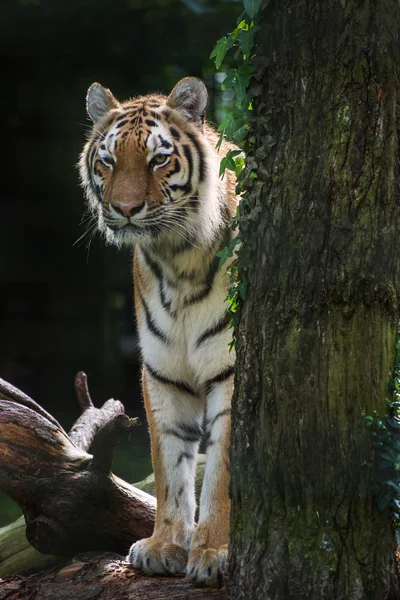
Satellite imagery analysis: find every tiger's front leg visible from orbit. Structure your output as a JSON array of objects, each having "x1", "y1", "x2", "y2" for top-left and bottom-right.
[
  {"x1": 186, "y1": 371, "x2": 233, "y2": 587},
  {"x1": 127, "y1": 365, "x2": 204, "y2": 576}
]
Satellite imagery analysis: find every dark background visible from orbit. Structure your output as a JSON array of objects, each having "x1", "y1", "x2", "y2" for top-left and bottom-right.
[{"x1": 0, "y1": 0, "x2": 240, "y2": 526}]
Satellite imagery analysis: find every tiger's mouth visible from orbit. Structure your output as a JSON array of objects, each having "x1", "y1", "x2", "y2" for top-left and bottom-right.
[{"x1": 105, "y1": 219, "x2": 160, "y2": 245}]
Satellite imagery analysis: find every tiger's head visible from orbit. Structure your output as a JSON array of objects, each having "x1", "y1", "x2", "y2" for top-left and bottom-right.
[{"x1": 79, "y1": 77, "x2": 220, "y2": 248}]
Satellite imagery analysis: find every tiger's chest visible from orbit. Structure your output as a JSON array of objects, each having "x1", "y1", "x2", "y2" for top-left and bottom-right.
[{"x1": 134, "y1": 245, "x2": 233, "y2": 390}]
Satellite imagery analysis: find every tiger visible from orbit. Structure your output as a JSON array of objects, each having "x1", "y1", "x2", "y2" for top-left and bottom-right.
[{"x1": 79, "y1": 77, "x2": 239, "y2": 587}]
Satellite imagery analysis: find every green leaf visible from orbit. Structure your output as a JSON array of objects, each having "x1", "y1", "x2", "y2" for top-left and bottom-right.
[
  {"x1": 243, "y1": 0, "x2": 262, "y2": 19},
  {"x1": 220, "y1": 149, "x2": 243, "y2": 177},
  {"x1": 221, "y1": 69, "x2": 236, "y2": 91},
  {"x1": 233, "y1": 124, "x2": 249, "y2": 144},
  {"x1": 238, "y1": 24, "x2": 260, "y2": 57},
  {"x1": 238, "y1": 281, "x2": 248, "y2": 300},
  {"x1": 216, "y1": 246, "x2": 230, "y2": 266},
  {"x1": 377, "y1": 493, "x2": 390, "y2": 511},
  {"x1": 232, "y1": 64, "x2": 254, "y2": 101},
  {"x1": 218, "y1": 112, "x2": 237, "y2": 140},
  {"x1": 210, "y1": 36, "x2": 235, "y2": 69}
]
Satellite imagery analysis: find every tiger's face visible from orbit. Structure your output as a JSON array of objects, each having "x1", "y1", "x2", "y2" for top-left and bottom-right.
[{"x1": 80, "y1": 78, "x2": 210, "y2": 247}]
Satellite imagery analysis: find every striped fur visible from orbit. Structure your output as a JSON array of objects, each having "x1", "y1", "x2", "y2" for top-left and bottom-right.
[{"x1": 79, "y1": 77, "x2": 239, "y2": 587}]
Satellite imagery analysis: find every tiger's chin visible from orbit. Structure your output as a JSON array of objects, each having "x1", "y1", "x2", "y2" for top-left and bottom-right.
[{"x1": 103, "y1": 223, "x2": 159, "y2": 248}]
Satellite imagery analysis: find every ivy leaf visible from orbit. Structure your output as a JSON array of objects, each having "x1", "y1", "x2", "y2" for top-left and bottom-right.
[
  {"x1": 221, "y1": 69, "x2": 236, "y2": 91},
  {"x1": 233, "y1": 124, "x2": 249, "y2": 144},
  {"x1": 219, "y1": 149, "x2": 242, "y2": 177},
  {"x1": 218, "y1": 112, "x2": 237, "y2": 139},
  {"x1": 238, "y1": 24, "x2": 260, "y2": 57},
  {"x1": 210, "y1": 36, "x2": 234, "y2": 69},
  {"x1": 217, "y1": 237, "x2": 241, "y2": 267},
  {"x1": 232, "y1": 64, "x2": 254, "y2": 101},
  {"x1": 377, "y1": 493, "x2": 391, "y2": 511},
  {"x1": 243, "y1": 0, "x2": 262, "y2": 19},
  {"x1": 238, "y1": 281, "x2": 248, "y2": 300},
  {"x1": 216, "y1": 246, "x2": 231, "y2": 266}
]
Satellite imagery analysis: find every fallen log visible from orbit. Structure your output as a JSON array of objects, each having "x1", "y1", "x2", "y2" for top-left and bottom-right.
[
  {"x1": 0, "y1": 554, "x2": 226, "y2": 600},
  {"x1": 0, "y1": 457, "x2": 206, "y2": 578},
  {"x1": 0, "y1": 374, "x2": 154, "y2": 558},
  {"x1": 0, "y1": 374, "x2": 219, "y2": 599}
]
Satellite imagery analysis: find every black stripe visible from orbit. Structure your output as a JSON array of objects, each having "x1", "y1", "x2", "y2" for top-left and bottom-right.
[
  {"x1": 164, "y1": 186, "x2": 173, "y2": 203},
  {"x1": 164, "y1": 429, "x2": 201, "y2": 443},
  {"x1": 196, "y1": 311, "x2": 231, "y2": 348},
  {"x1": 170, "y1": 126, "x2": 181, "y2": 140},
  {"x1": 115, "y1": 119, "x2": 129, "y2": 129},
  {"x1": 206, "y1": 408, "x2": 231, "y2": 430},
  {"x1": 158, "y1": 134, "x2": 172, "y2": 149},
  {"x1": 159, "y1": 280, "x2": 173, "y2": 314},
  {"x1": 86, "y1": 133, "x2": 101, "y2": 196},
  {"x1": 179, "y1": 422, "x2": 203, "y2": 439},
  {"x1": 95, "y1": 184, "x2": 103, "y2": 201},
  {"x1": 203, "y1": 430, "x2": 214, "y2": 451},
  {"x1": 146, "y1": 119, "x2": 157, "y2": 127},
  {"x1": 190, "y1": 196, "x2": 200, "y2": 211},
  {"x1": 186, "y1": 132, "x2": 206, "y2": 182},
  {"x1": 182, "y1": 143, "x2": 193, "y2": 194},
  {"x1": 165, "y1": 422, "x2": 203, "y2": 443},
  {"x1": 173, "y1": 238, "x2": 195, "y2": 254},
  {"x1": 140, "y1": 250, "x2": 173, "y2": 313},
  {"x1": 205, "y1": 366, "x2": 235, "y2": 393},
  {"x1": 141, "y1": 249, "x2": 163, "y2": 280},
  {"x1": 139, "y1": 291, "x2": 169, "y2": 343},
  {"x1": 184, "y1": 255, "x2": 219, "y2": 306},
  {"x1": 166, "y1": 159, "x2": 181, "y2": 177},
  {"x1": 145, "y1": 362, "x2": 197, "y2": 396},
  {"x1": 176, "y1": 452, "x2": 194, "y2": 466}
]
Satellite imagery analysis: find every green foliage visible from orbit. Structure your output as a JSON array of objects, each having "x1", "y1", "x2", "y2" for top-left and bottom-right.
[
  {"x1": 243, "y1": 0, "x2": 263, "y2": 19},
  {"x1": 365, "y1": 328, "x2": 400, "y2": 524},
  {"x1": 211, "y1": 18, "x2": 259, "y2": 149},
  {"x1": 211, "y1": 2, "x2": 265, "y2": 329},
  {"x1": 210, "y1": 36, "x2": 235, "y2": 69},
  {"x1": 219, "y1": 150, "x2": 244, "y2": 177}
]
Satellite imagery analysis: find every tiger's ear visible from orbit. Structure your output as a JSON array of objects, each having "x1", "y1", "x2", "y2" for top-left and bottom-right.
[
  {"x1": 166, "y1": 77, "x2": 208, "y2": 127},
  {"x1": 86, "y1": 83, "x2": 119, "y2": 122}
]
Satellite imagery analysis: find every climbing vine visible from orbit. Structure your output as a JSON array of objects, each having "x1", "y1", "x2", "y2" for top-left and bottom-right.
[
  {"x1": 364, "y1": 328, "x2": 400, "y2": 526},
  {"x1": 211, "y1": 0, "x2": 267, "y2": 331}
]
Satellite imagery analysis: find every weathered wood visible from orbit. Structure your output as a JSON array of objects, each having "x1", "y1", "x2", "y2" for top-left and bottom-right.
[
  {"x1": 0, "y1": 372, "x2": 208, "y2": 600},
  {"x1": 0, "y1": 457, "x2": 207, "y2": 578},
  {"x1": 0, "y1": 555, "x2": 227, "y2": 600},
  {"x1": 68, "y1": 371, "x2": 128, "y2": 451},
  {"x1": 0, "y1": 378, "x2": 221, "y2": 597},
  {"x1": 0, "y1": 373, "x2": 156, "y2": 560}
]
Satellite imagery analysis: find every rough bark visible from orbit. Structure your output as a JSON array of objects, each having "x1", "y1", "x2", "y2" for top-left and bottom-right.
[{"x1": 229, "y1": 1, "x2": 400, "y2": 599}]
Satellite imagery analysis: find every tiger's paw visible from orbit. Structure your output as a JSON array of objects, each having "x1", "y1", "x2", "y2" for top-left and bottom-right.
[
  {"x1": 127, "y1": 537, "x2": 188, "y2": 576},
  {"x1": 186, "y1": 543, "x2": 227, "y2": 587}
]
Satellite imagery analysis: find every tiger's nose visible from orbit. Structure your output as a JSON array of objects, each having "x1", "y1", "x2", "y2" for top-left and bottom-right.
[{"x1": 112, "y1": 202, "x2": 144, "y2": 217}]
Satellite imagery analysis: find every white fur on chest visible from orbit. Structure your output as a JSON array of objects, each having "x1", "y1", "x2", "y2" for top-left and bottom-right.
[{"x1": 136, "y1": 246, "x2": 234, "y2": 389}]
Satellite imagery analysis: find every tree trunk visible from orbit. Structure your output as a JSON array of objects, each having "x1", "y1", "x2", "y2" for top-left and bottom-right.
[{"x1": 228, "y1": 1, "x2": 400, "y2": 599}]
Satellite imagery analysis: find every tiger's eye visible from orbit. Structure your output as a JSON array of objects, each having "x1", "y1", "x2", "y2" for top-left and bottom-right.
[{"x1": 152, "y1": 154, "x2": 169, "y2": 167}]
